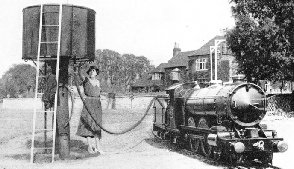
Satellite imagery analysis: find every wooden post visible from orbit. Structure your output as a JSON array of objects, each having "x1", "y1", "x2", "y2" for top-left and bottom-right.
[{"x1": 56, "y1": 58, "x2": 70, "y2": 159}]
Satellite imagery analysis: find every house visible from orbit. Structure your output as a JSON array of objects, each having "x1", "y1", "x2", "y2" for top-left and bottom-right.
[
  {"x1": 187, "y1": 35, "x2": 238, "y2": 86},
  {"x1": 163, "y1": 43, "x2": 197, "y2": 87},
  {"x1": 131, "y1": 63, "x2": 167, "y2": 92},
  {"x1": 131, "y1": 35, "x2": 238, "y2": 92},
  {"x1": 164, "y1": 36, "x2": 238, "y2": 87}
]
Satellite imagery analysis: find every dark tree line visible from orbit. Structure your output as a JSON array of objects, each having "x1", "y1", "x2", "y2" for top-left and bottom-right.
[
  {"x1": 0, "y1": 64, "x2": 36, "y2": 98},
  {"x1": 93, "y1": 49, "x2": 154, "y2": 93},
  {"x1": 0, "y1": 49, "x2": 154, "y2": 98}
]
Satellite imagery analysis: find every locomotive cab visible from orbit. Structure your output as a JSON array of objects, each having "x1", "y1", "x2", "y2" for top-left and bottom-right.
[{"x1": 165, "y1": 83, "x2": 194, "y2": 131}]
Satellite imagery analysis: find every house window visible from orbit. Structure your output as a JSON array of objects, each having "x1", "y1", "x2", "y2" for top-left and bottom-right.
[
  {"x1": 196, "y1": 58, "x2": 207, "y2": 71},
  {"x1": 152, "y1": 73, "x2": 162, "y2": 80},
  {"x1": 170, "y1": 68, "x2": 180, "y2": 81}
]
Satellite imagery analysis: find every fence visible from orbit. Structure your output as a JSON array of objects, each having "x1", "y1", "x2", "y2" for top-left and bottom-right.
[{"x1": 2, "y1": 95, "x2": 155, "y2": 110}]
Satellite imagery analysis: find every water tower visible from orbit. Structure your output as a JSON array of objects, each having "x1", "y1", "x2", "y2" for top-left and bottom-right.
[
  {"x1": 22, "y1": 4, "x2": 96, "y2": 162},
  {"x1": 23, "y1": 4, "x2": 95, "y2": 61}
]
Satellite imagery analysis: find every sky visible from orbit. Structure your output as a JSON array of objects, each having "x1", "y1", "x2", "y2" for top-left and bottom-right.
[{"x1": 0, "y1": 0, "x2": 235, "y2": 78}]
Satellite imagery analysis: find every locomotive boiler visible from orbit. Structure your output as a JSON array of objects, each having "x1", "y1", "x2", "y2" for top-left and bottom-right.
[{"x1": 153, "y1": 81, "x2": 288, "y2": 165}]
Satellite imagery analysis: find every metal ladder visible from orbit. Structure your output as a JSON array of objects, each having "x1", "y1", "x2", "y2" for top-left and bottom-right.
[{"x1": 30, "y1": 4, "x2": 63, "y2": 163}]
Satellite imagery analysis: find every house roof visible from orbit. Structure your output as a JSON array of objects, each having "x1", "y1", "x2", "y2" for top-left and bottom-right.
[
  {"x1": 164, "y1": 35, "x2": 226, "y2": 68},
  {"x1": 150, "y1": 63, "x2": 168, "y2": 73},
  {"x1": 165, "y1": 50, "x2": 198, "y2": 68},
  {"x1": 192, "y1": 35, "x2": 225, "y2": 56}
]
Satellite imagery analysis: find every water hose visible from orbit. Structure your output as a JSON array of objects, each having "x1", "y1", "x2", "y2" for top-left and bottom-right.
[{"x1": 72, "y1": 72, "x2": 156, "y2": 135}]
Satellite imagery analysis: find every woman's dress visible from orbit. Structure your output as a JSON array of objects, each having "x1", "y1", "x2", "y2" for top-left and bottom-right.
[{"x1": 76, "y1": 77, "x2": 102, "y2": 138}]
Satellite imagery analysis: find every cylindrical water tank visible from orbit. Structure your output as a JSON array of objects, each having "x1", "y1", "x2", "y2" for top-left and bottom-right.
[{"x1": 22, "y1": 4, "x2": 95, "y2": 61}]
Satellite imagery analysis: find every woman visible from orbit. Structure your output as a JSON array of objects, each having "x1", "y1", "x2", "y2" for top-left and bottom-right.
[{"x1": 76, "y1": 65, "x2": 103, "y2": 154}]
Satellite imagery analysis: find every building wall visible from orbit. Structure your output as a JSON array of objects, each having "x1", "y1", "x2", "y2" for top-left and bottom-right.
[
  {"x1": 188, "y1": 54, "x2": 211, "y2": 83},
  {"x1": 188, "y1": 54, "x2": 237, "y2": 84}
]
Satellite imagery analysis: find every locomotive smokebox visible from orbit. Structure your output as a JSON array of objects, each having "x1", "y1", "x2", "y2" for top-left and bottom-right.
[{"x1": 22, "y1": 4, "x2": 95, "y2": 61}]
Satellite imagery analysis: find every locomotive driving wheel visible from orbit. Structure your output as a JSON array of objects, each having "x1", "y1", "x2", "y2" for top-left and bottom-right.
[
  {"x1": 228, "y1": 152, "x2": 243, "y2": 165},
  {"x1": 189, "y1": 137, "x2": 200, "y2": 153},
  {"x1": 187, "y1": 116, "x2": 200, "y2": 152},
  {"x1": 212, "y1": 147, "x2": 222, "y2": 161},
  {"x1": 197, "y1": 117, "x2": 212, "y2": 157}
]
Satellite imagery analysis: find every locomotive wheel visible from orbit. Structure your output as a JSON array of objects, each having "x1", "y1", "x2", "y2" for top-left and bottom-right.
[
  {"x1": 228, "y1": 152, "x2": 243, "y2": 165},
  {"x1": 197, "y1": 117, "x2": 212, "y2": 157},
  {"x1": 263, "y1": 153, "x2": 273, "y2": 165},
  {"x1": 160, "y1": 132, "x2": 166, "y2": 140},
  {"x1": 247, "y1": 152, "x2": 273, "y2": 165},
  {"x1": 162, "y1": 132, "x2": 170, "y2": 140},
  {"x1": 212, "y1": 147, "x2": 222, "y2": 161},
  {"x1": 157, "y1": 131, "x2": 162, "y2": 139},
  {"x1": 200, "y1": 139, "x2": 212, "y2": 157},
  {"x1": 189, "y1": 138, "x2": 200, "y2": 153}
]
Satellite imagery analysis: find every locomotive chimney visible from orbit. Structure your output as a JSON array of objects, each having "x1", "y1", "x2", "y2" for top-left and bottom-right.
[{"x1": 232, "y1": 74, "x2": 245, "y2": 84}]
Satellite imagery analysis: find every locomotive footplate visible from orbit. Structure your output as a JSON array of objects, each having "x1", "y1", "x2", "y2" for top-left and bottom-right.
[
  {"x1": 187, "y1": 134, "x2": 204, "y2": 140},
  {"x1": 179, "y1": 125, "x2": 215, "y2": 134},
  {"x1": 165, "y1": 127, "x2": 180, "y2": 133}
]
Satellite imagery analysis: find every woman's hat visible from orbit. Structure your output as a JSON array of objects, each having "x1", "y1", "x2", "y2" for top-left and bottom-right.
[{"x1": 86, "y1": 66, "x2": 100, "y2": 75}]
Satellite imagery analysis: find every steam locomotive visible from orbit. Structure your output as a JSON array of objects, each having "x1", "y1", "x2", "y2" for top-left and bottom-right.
[{"x1": 152, "y1": 78, "x2": 288, "y2": 165}]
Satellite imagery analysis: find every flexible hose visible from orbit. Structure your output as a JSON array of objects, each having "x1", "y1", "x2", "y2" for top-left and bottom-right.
[{"x1": 73, "y1": 73, "x2": 156, "y2": 135}]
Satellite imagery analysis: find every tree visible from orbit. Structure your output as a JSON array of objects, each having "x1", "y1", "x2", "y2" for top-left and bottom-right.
[
  {"x1": 225, "y1": 0, "x2": 294, "y2": 82},
  {"x1": 0, "y1": 64, "x2": 36, "y2": 98},
  {"x1": 94, "y1": 49, "x2": 155, "y2": 93}
]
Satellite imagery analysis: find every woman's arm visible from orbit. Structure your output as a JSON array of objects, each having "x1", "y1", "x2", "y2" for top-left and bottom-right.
[
  {"x1": 97, "y1": 80, "x2": 107, "y2": 96},
  {"x1": 78, "y1": 66, "x2": 86, "y2": 82}
]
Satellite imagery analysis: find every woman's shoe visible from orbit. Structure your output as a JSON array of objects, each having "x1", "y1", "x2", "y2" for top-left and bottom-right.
[
  {"x1": 94, "y1": 148, "x2": 104, "y2": 154},
  {"x1": 88, "y1": 146, "x2": 95, "y2": 154}
]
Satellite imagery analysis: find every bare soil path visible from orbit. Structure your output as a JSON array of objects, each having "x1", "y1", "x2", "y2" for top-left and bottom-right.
[{"x1": 0, "y1": 104, "x2": 293, "y2": 169}]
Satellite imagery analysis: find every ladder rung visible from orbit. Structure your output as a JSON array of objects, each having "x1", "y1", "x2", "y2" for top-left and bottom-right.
[
  {"x1": 33, "y1": 147, "x2": 53, "y2": 150},
  {"x1": 40, "y1": 41, "x2": 58, "y2": 44},
  {"x1": 42, "y1": 25, "x2": 59, "y2": 27},
  {"x1": 42, "y1": 11, "x2": 59, "y2": 14},
  {"x1": 38, "y1": 58, "x2": 58, "y2": 61},
  {"x1": 31, "y1": 4, "x2": 62, "y2": 164},
  {"x1": 36, "y1": 110, "x2": 55, "y2": 113},
  {"x1": 35, "y1": 129, "x2": 53, "y2": 131}
]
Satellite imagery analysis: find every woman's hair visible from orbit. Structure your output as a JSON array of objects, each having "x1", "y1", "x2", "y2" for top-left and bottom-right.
[{"x1": 86, "y1": 66, "x2": 99, "y2": 75}]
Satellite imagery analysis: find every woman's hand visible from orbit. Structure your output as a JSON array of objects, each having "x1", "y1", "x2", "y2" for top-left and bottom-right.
[
  {"x1": 69, "y1": 86, "x2": 75, "y2": 94},
  {"x1": 65, "y1": 85, "x2": 75, "y2": 95}
]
